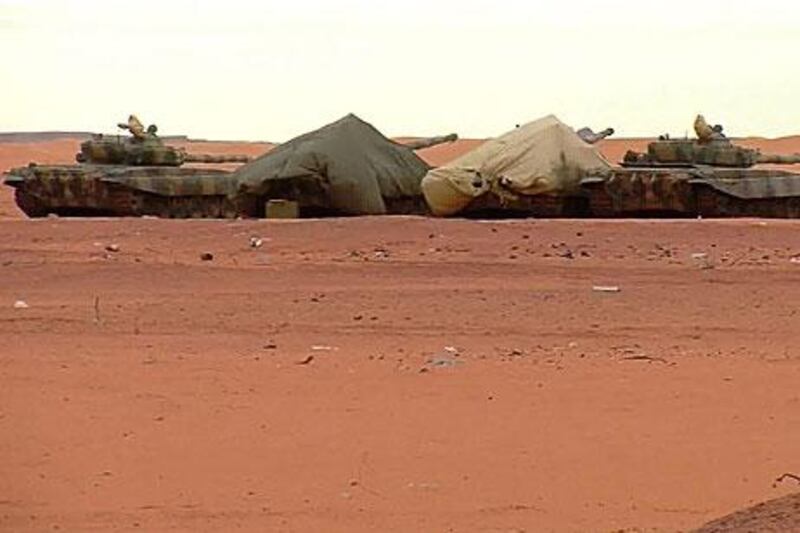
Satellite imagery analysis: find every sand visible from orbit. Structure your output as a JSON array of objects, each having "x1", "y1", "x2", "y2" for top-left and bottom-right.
[
  {"x1": 2, "y1": 135, "x2": 800, "y2": 531},
  {"x1": 1, "y1": 215, "x2": 800, "y2": 531}
]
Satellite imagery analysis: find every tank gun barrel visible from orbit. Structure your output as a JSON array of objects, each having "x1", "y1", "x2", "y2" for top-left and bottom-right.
[
  {"x1": 402, "y1": 133, "x2": 458, "y2": 151},
  {"x1": 577, "y1": 127, "x2": 615, "y2": 145},
  {"x1": 182, "y1": 153, "x2": 252, "y2": 164},
  {"x1": 755, "y1": 153, "x2": 800, "y2": 165}
]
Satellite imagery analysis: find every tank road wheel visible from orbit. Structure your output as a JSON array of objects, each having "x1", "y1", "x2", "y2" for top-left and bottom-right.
[{"x1": 14, "y1": 189, "x2": 49, "y2": 218}]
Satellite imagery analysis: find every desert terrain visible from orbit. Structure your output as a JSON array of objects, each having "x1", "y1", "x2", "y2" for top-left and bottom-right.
[{"x1": 1, "y1": 135, "x2": 800, "y2": 532}]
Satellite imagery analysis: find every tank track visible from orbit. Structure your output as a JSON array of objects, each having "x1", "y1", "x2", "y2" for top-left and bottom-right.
[
  {"x1": 137, "y1": 192, "x2": 242, "y2": 218},
  {"x1": 583, "y1": 174, "x2": 800, "y2": 218}
]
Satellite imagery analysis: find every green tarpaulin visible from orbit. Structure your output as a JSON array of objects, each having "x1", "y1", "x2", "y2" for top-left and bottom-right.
[{"x1": 234, "y1": 114, "x2": 430, "y2": 215}]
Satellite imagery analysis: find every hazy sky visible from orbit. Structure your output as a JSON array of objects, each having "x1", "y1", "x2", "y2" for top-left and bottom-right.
[{"x1": 1, "y1": 0, "x2": 798, "y2": 140}]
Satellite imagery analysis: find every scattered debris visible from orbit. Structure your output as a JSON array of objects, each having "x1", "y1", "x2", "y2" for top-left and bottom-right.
[
  {"x1": 200, "y1": 252, "x2": 214, "y2": 261},
  {"x1": 423, "y1": 355, "x2": 463, "y2": 370},
  {"x1": 790, "y1": 256, "x2": 800, "y2": 264},
  {"x1": 310, "y1": 345, "x2": 336, "y2": 351},
  {"x1": 691, "y1": 252, "x2": 715, "y2": 270},
  {"x1": 621, "y1": 355, "x2": 668, "y2": 364},
  {"x1": 431, "y1": 357, "x2": 457, "y2": 366},
  {"x1": 249, "y1": 237, "x2": 263, "y2": 248},
  {"x1": 654, "y1": 244, "x2": 673, "y2": 258},
  {"x1": 592, "y1": 285, "x2": 621, "y2": 293},
  {"x1": 105, "y1": 244, "x2": 120, "y2": 253},
  {"x1": 13, "y1": 300, "x2": 29, "y2": 309},
  {"x1": 296, "y1": 355, "x2": 314, "y2": 365}
]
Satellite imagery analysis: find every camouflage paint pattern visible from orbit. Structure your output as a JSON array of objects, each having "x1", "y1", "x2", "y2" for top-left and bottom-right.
[
  {"x1": 78, "y1": 135, "x2": 251, "y2": 166},
  {"x1": 623, "y1": 138, "x2": 800, "y2": 168},
  {"x1": 582, "y1": 167, "x2": 800, "y2": 218},
  {"x1": 5, "y1": 164, "x2": 242, "y2": 218}
]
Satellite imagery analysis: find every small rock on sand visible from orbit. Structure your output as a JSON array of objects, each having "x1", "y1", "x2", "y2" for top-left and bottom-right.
[{"x1": 592, "y1": 286, "x2": 621, "y2": 293}]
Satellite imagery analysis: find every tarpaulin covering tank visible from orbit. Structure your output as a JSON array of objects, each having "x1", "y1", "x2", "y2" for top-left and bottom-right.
[
  {"x1": 421, "y1": 115, "x2": 611, "y2": 216},
  {"x1": 233, "y1": 114, "x2": 431, "y2": 215}
]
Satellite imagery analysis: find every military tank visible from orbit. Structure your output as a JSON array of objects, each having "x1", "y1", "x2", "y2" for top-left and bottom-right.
[
  {"x1": 581, "y1": 115, "x2": 800, "y2": 217},
  {"x1": 4, "y1": 116, "x2": 252, "y2": 218}
]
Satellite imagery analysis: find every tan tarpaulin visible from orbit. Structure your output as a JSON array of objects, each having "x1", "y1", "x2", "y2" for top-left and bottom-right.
[{"x1": 422, "y1": 115, "x2": 611, "y2": 216}]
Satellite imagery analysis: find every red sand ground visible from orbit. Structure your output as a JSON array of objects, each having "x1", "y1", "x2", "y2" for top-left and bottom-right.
[
  {"x1": 2, "y1": 216, "x2": 800, "y2": 532},
  {"x1": 2, "y1": 137, "x2": 800, "y2": 532}
]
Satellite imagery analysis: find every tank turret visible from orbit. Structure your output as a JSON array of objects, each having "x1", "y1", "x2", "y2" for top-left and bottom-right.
[
  {"x1": 622, "y1": 137, "x2": 800, "y2": 168},
  {"x1": 622, "y1": 116, "x2": 800, "y2": 168},
  {"x1": 77, "y1": 116, "x2": 251, "y2": 166}
]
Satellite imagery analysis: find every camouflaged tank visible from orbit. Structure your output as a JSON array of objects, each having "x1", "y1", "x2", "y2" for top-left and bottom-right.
[
  {"x1": 581, "y1": 116, "x2": 800, "y2": 218},
  {"x1": 3, "y1": 117, "x2": 252, "y2": 218}
]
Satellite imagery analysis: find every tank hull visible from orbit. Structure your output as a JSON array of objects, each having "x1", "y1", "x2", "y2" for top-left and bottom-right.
[
  {"x1": 5, "y1": 164, "x2": 243, "y2": 218},
  {"x1": 582, "y1": 168, "x2": 800, "y2": 218}
]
